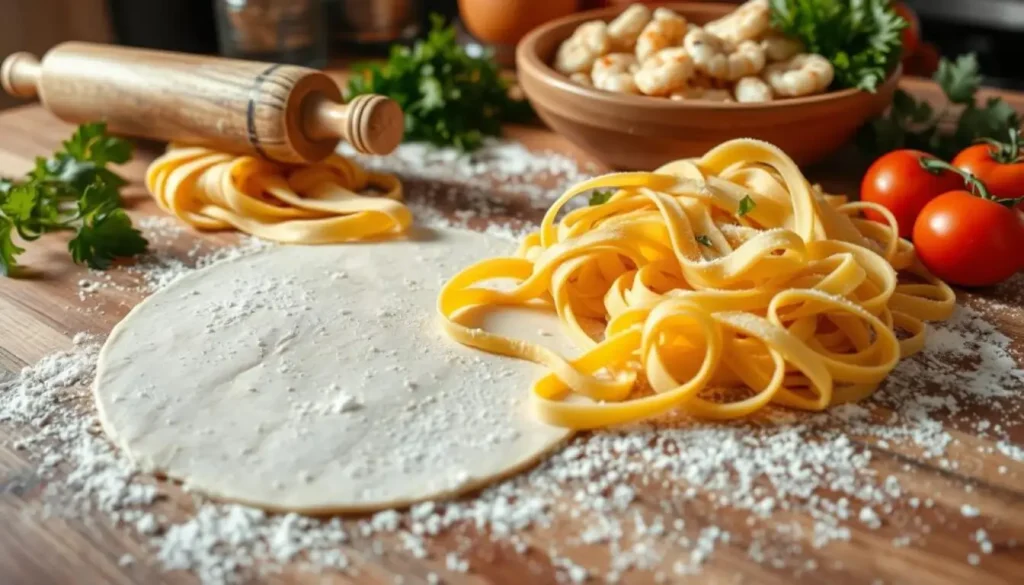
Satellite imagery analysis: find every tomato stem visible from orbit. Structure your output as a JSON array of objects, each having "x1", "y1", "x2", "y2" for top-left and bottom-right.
[
  {"x1": 919, "y1": 155, "x2": 1024, "y2": 208},
  {"x1": 920, "y1": 156, "x2": 990, "y2": 196},
  {"x1": 979, "y1": 127, "x2": 1023, "y2": 165},
  {"x1": 995, "y1": 197, "x2": 1024, "y2": 206}
]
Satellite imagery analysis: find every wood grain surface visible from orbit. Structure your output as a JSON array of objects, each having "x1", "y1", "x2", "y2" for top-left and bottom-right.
[{"x1": 2, "y1": 77, "x2": 1024, "y2": 585}]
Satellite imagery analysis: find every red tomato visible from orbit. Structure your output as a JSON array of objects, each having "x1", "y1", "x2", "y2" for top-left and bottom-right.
[
  {"x1": 952, "y1": 131, "x2": 1024, "y2": 204},
  {"x1": 860, "y1": 150, "x2": 964, "y2": 238},
  {"x1": 893, "y1": 2, "x2": 921, "y2": 58},
  {"x1": 913, "y1": 191, "x2": 1024, "y2": 287}
]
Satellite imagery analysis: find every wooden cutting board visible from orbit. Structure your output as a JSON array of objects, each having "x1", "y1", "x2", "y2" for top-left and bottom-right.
[{"x1": 2, "y1": 77, "x2": 1024, "y2": 585}]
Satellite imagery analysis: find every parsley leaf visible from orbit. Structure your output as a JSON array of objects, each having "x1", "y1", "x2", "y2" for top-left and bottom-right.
[
  {"x1": 891, "y1": 89, "x2": 934, "y2": 124},
  {"x1": 696, "y1": 235, "x2": 713, "y2": 247},
  {"x1": 857, "y1": 54, "x2": 1021, "y2": 160},
  {"x1": 0, "y1": 216, "x2": 24, "y2": 275},
  {"x1": 69, "y1": 207, "x2": 147, "y2": 270},
  {"x1": 738, "y1": 195, "x2": 757, "y2": 217},
  {"x1": 346, "y1": 14, "x2": 533, "y2": 151},
  {"x1": 955, "y1": 98, "x2": 1020, "y2": 149},
  {"x1": 770, "y1": 0, "x2": 905, "y2": 93},
  {"x1": 0, "y1": 183, "x2": 36, "y2": 223},
  {"x1": 77, "y1": 177, "x2": 122, "y2": 217},
  {"x1": 589, "y1": 190, "x2": 614, "y2": 206},
  {"x1": 62, "y1": 122, "x2": 133, "y2": 167},
  {"x1": 0, "y1": 123, "x2": 146, "y2": 275},
  {"x1": 935, "y1": 54, "x2": 981, "y2": 105}
]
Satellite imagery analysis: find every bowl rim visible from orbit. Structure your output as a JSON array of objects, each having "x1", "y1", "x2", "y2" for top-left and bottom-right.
[{"x1": 516, "y1": 1, "x2": 902, "y2": 112}]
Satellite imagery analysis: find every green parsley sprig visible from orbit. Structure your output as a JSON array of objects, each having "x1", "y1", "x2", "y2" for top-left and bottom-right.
[
  {"x1": 770, "y1": 0, "x2": 905, "y2": 93},
  {"x1": 737, "y1": 195, "x2": 756, "y2": 217},
  {"x1": 589, "y1": 189, "x2": 614, "y2": 206},
  {"x1": 857, "y1": 54, "x2": 1022, "y2": 159},
  {"x1": 0, "y1": 122, "x2": 147, "y2": 275},
  {"x1": 346, "y1": 15, "x2": 532, "y2": 152}
]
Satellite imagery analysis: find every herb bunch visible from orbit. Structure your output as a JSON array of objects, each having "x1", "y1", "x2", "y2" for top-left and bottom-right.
[
  {"x1": 770, "y1": 0, "x2": 906, "y2": 92},
  {"x1": 346, "y1": 15, "x2": 533, "y2": 151},
  {"x1": 0, "y1": 122, "x2": 147, "y2": 275},
  {"x1": 858, "y1": 54, "x2": 1021, "y2": 159}
]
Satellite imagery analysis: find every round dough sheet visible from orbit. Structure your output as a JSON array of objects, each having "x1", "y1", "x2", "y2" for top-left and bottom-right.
[{"x1": 94, "y1": 228, "x2": 575, "y2": 513}]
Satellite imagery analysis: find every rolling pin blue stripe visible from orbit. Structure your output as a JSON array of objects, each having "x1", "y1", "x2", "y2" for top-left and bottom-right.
[{"x1": 247, "y1": 63, "x2": 283, "y2": 159}]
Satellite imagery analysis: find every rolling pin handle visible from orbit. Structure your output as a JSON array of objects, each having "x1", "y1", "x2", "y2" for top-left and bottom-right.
[
  {"x1": 303, "y1": 94, "x2": 404, "y2": 156},
  {"x1": 1, "y1": 52, "x2": 42, "y2": 99}
]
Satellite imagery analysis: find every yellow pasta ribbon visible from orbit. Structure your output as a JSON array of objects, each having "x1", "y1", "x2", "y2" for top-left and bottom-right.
[
  {"x1": 145, "y1": 146, "x2": 411, "y2": 243},
  {"x1": 437, "y1": 138, "x2": 956, "y2": 429}
]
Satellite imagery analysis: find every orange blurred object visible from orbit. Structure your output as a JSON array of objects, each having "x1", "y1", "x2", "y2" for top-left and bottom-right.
[
  {"x1": 458, "y1": 0, "x2": 580, "y2": 46},
  {"x1": 893, "y1": 2, "x2": 921, "y2": 58}
]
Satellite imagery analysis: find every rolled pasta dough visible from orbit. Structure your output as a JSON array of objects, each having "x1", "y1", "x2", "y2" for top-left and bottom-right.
[{"x1": 94, "y1": 228, "x2": 574, "y2": 513}]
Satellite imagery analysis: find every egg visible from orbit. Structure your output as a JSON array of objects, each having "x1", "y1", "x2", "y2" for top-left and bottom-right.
[{"x1": 458, "y1": 0, "x2": 580, "y2": 46}]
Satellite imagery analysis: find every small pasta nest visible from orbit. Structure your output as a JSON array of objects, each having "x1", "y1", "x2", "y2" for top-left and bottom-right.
[{"x1": 552, "y1": 1, "x2": 834, "y2": 104}]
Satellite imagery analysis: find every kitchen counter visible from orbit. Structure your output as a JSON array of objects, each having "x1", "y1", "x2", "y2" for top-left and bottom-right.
[{"x1": 1, "y1": 76, "x2": 1023, "y2": 585}]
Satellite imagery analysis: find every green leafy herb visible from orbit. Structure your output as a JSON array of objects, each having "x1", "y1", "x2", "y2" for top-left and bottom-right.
[
  {"x1": 0, "y1": 122, "x2": 147, "y2": 275},
  {"x1": 0, "y1": 217, "x2": 23, "y2": 276},
  {"x1": 934, "y1": 54, "x2": 982, "y2": 105},
  {"x1": 589, "y1": 189, "x2": 614, "y2": 206},
  {"x1": 346, "y1": 15, "x2": 533, "y2": 151},
  {"x1": 62, "y1": 122, "x2": 133, "y2": 166},
  {"x1": 696, "y1": 235, "x2": 713, "y2": 247},
  {"x1": 737, "y1": 195, "x2": 757, "y2": 217},
  {"x1": 857, "y1": 54, "x2": 1022, "y2": 160},
  {"x1": 770, "y1": 0, "x2": 905, "y2": 92},
  {"x1": 0, "y1": 184, "x2": 36, "y2": 224}
]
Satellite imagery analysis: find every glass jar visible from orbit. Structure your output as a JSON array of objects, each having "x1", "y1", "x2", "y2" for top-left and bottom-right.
[
  {"x1": 329, "y1": 0, "x2": 423, "y2": 47},
  {"x1": 215, "y1": 0, "x2": 328, "y2": 68}
]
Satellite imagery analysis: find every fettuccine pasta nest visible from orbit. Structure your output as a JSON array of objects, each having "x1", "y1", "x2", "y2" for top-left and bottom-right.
[
  {"x1": 146, "y1": 146, "x2": 411, "y2": 243},
  {"x1": 438, "y1": 138, "x2": 956, "y2": 429}
]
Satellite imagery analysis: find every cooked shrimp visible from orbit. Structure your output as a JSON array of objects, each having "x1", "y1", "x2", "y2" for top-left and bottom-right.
[
  {"x1": 592, "y1": 53, "x2": 640, "y2": 94},
  {"x1": 705, "y1": 0, "x2": 771, "y2": 43},
  {"x1": 592, "y1": 53, "x2": 638, "y2": 79},
  {"x1": 634, "y1": 47, "x2": 695, "y2": 96},
  {"x1": 554, "y1": 20, "x2": 611, "y2": 74},
  {"x1": 760, "y1": 34, "x2": 804, "y2": 62},
  {"x1": 635, "y1": 8, "x2": 688, "y2": 63},
  {"x1": 734, "y1": 76, "x2": 774, "y2": 102},
  {"x1": 607, "y1": 3, "x2": 651, "y2": 51},
  {"x1": 763, "y1": 53, "x2": 834, "y2": 97},
  {"x1": 652, "y1": 8, "x2": 688, "y2": 40},
  {"x1": 684, "y1": 28, "x2": 766, "y2": 81},
  {"x1": 595, "y1": 73, "x2": 639, "y2": 94},
  {"x1": 730, "y1": 41, "x2": 768, "y2": 79}
]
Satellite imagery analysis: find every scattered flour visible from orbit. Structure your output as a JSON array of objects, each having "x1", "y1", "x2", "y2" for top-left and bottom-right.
[
  {"x1": 339, "y1": 139, "x2": 599, "y2": 241},
  {"x1": 2, "y1": 140, "x2": 1023, "y2": 584}
]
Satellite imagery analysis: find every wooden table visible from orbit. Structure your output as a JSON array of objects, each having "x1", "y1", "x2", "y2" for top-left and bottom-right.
[{"x1": 1, "y1": 77, "x2": 1024, "y2": 585}]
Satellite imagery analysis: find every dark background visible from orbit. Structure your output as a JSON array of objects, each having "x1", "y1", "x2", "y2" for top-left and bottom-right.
[
  {"x1": 108, "y1": 0, "x2": 460, "y2": 56},
  {"x1": 905, "y1": 0, "x2": 1024, "y2": 90}
]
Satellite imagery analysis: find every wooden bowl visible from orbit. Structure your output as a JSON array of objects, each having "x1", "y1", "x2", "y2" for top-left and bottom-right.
[{"x1": 516, "y1": 2, "x2": 901, "y2": 169}]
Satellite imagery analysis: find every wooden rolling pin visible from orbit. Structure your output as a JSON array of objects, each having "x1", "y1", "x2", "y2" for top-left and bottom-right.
[{"x1": 0, "y1": 42, "x2": 404, "y2": 164}]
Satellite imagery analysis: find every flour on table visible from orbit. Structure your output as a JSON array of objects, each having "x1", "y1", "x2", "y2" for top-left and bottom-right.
[
  {"x1": 3, "y1": 143, "x2": 1024, "y2": 585},
  {"x1": 339, "y1": 138, "x2": 599, "y2": 241},
  {"x1": 93, "y1": 228, "x2": 574, "y2": 512}
]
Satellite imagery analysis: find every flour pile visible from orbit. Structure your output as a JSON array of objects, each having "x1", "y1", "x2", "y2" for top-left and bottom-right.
[{"x1": 2, "y1": 140, "x2": 1023, "y2": 585}]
